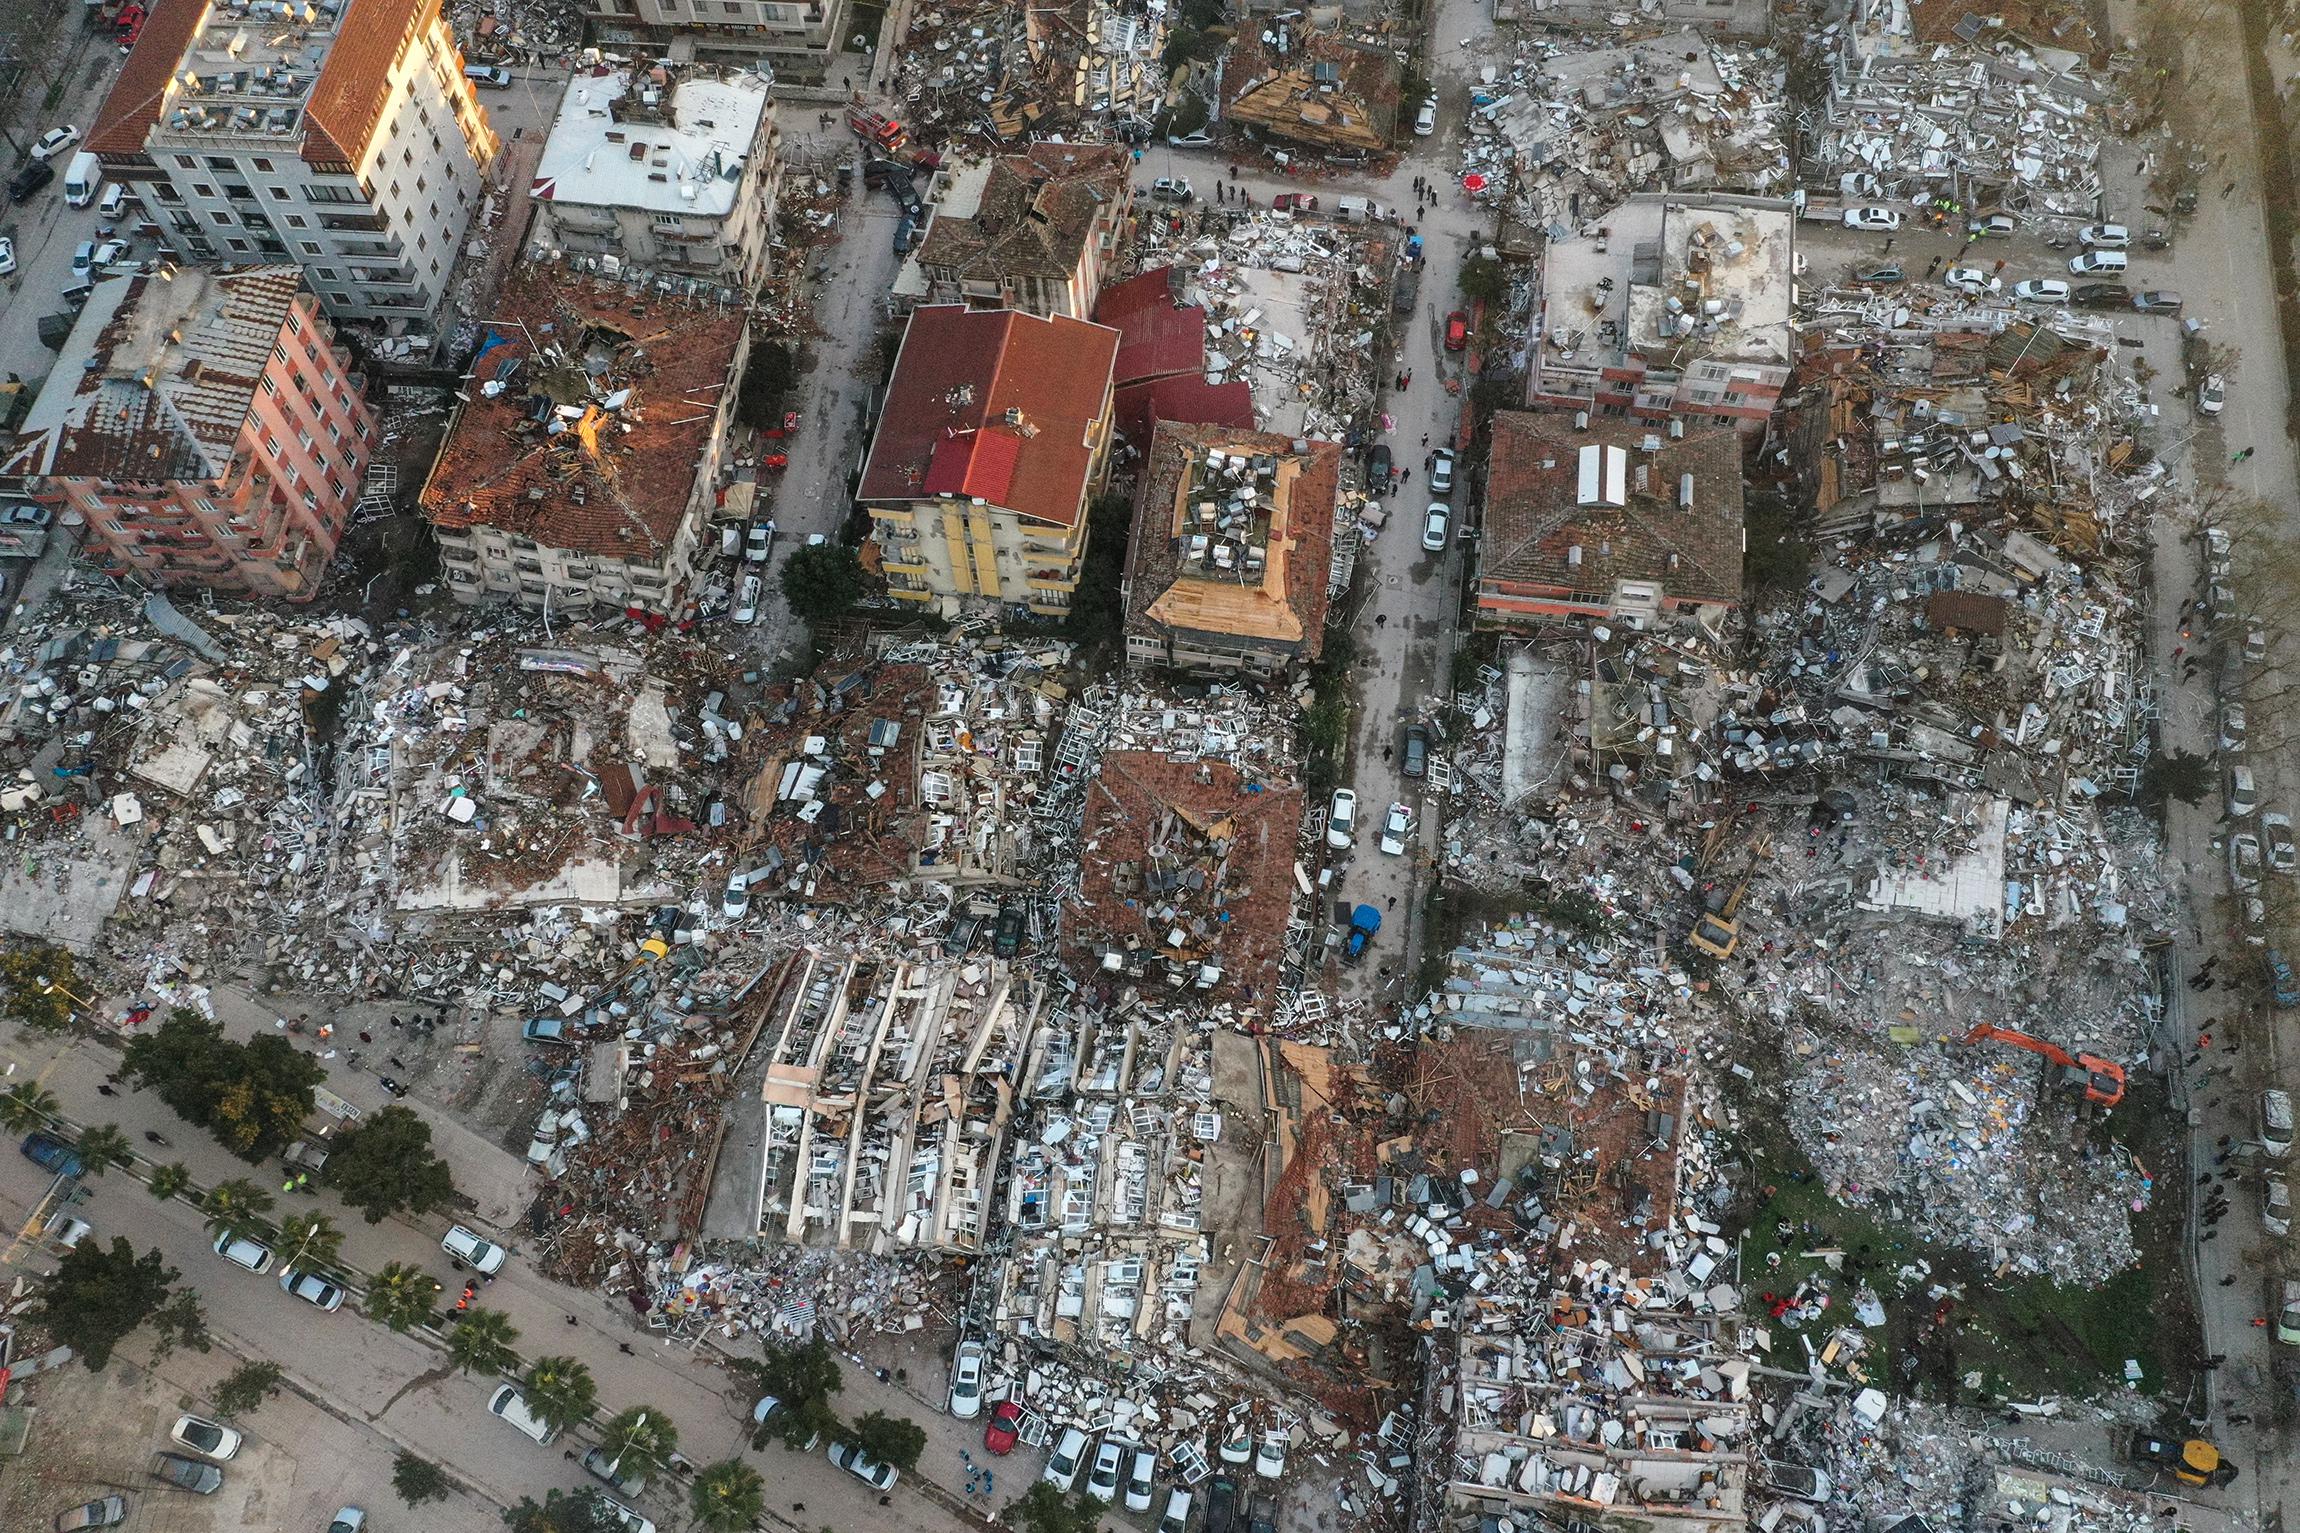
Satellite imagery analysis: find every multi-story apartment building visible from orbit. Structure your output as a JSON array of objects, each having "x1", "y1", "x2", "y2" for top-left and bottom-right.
[
  {"x1": 86, "y1": 0, "x2": 501, "y2": 328},
  {"x1": 4, "y1": 267, "x2": 377, "y2": 602},
  {"x1": 1526, "y1": 193, "x2": 1793, "y2": 438},
  {"x1": 904, "y1": 145, "x2": 1131, "y2": 319},
  {"x1": 859, "y1": 306, "x2": 1120, "y2": 616},
  {"x1": 582, "y1": 0, "x2": 847, "y2": 74},
  {"x1": 529, "y1": 61, "x2": 781, "y2": 290},
  {"x1": 420, "y1": 267, "x2": 749, "y2": 616}
]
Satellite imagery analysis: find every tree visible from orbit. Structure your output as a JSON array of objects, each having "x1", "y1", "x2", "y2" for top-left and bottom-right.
[
  {"x1": 1742, "y1": 491, "x2": 1813, "y2": 596},
  {"x1": 502, "y1": 1489, "x2": 620, "y2": 1533},
  {"x1": 736, "y1": 342, "x2": 797, "y2": 429},
  {"x1": 366, "y1": 1261, "x2": 442, "y2": 1332},
  {"x1": 780, "y1": 540, "x2": 864, "y2": 624},
  {"x1": 520, "y1": 1355, "x2": 598, "y2": 1434},
  {"x1": 599, "y1": 1406, "x2": 680, "y2": 1479},
  {"x1": 844, "y1": 1409, "x2": 927, "y2": 1472},
  {"x1": 1061, "y1": 491, "x2": 1134, "y2": 656},
  {"x1": 446, "y1": 1307, "x2": 521, "y2": 1376},
  {"x1": 322, "y1": 1105, "x2": 456, "y2": 1224},
  {"x1": 201, "y1": 1178, "x2": 276, "y2": 1244},
  {"x1": 123, "y1": 1011, "x2": 323, "y2": 1161},
  {"x1": 33, "y1": 1237, "x2": 185, "y2": 1369},
  {"x1": 393, "y1": 1452, "x2": 452, "y2": 1507},
  {"x1": 735, "y1": 1337, "x2": 844, "y2": 1450},
  {"x1": 71, "y1": 1123, "x2": 132, "y2": 1177},
  {"x1": 1458, "y1": 255, "x2": 1509, "y2": 309},
  {"x1": 147, "y1": 1162, "x2": 194, "y2": 1201},
  {"x1": 214, "y1": 1360, "x2": 284, "y2": 1415},
  {"x1": 0, "y1": 944, "x2": 82, "y2": 1032},
  {"x1": 149, "y1": 1289, "x2": 212, "y2": 1363},
  {"x1": 689, "y1": 1460, "x2": 766, "y2": 1533},
  {"x1": 1008, "y1": 1483, "x2": 1106, "y2": 1533},
  {"x1": 278, "y1": 1211, "x2": 344, "y2": 1271},
  {"x1": 0, "y1": 1081, "x2": 57, "y2": 1131}
]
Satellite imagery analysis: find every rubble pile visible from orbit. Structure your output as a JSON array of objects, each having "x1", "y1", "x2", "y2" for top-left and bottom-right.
[{"x1": 890, "y1": 0, "x2": 1165, "y2": 151}]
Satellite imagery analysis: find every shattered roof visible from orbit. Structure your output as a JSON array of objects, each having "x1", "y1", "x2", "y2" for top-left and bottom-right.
[
  {"x1": 916, "y1": 143, "x2": 1129, "y2": 285},
  {"x1": 302, "y1": 0, "x2": 436, "y2": 165},
  {"x1": 1481, "y1": 412, "x2": 1745, "y2": 610},
  {"x1": 1114, "y1": 375, "x2": 1257, "y2": 445},
  {"x1": 1124, "y1": 422, "x2": 1337, "y2": 661},
  {"x1": 857, "y1": 306, "x2": 1119, "y2": 530},
  {"x1": 417, "y1": 269, "x2": 747, "y2": 558},
  {"x1": 8, "y1": 266, "x2": 303, "y2": 483},
  {"x1": 88, "y1": 0, "x2": 209, "y2": 155},
  {"x1": 1222, "y1": 32, "x2": 1399, "y2": 151}
]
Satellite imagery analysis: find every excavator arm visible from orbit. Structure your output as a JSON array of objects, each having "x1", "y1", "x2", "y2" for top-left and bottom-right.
[{"x1": 1961, "y1": 1023, "x2": 2125, "y2": 1107}]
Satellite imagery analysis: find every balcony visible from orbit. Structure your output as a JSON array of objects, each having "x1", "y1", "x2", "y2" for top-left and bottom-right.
[
  {"x1": 1025, "y1": 570, "x2": 1079, "y2": 592},
  {"x1": 334, "y1": 238, "x2": 397, "y2": 259},
  {"x1": 886, "y1": 581, "x2": 936, "y2": 602},
  {"x1": 320, "y1": 210, "x2": 388, "y2": 233},
  {"x1": 348, "y1": 266, "x2": 417, "y2": 287}
]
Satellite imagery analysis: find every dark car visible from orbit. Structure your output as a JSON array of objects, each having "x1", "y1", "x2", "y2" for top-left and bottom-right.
[
  {"x1": 581, "y1": 1446, "x2": 648, "y2": 1497},
  {"x1": 2270, "y1": 949, "x2": 2299, "y2": 1008},
  {"x1": 942, "y1": 911, "x2": 982, "y2": 957},
  {"x1": 54, "y1": 1497, "x2": 128, "y2": 1532},
  {"x1": 1367, "y1": 443, "x2": 1393, "y2": 485},
  {"x1": 2133, "y1": 290, "x2": 2184, "y2": 314},
  {"x1": 992, "y1": 903, "x2": 1025, "y2": 958},
  {"x1": 8, "y1": 160, "x2": 55, "y2": 202},
  {"x1": 150, "y1": 1452, "x2": 224, "y2": 1494},
  {"x1": 1849, "y1": 265, "x2": 1904, "y2": 285},
  {"x1": 21, "y1": 1130, "x2": 83, "y2": 1177},
  {"x1": 2072, "y1": 282, "x2": 2131, "y2": 309},
  {"x1": 1205, "y1": 1477, "x2": 1240, "y2": 1533},
  {"x1": 1247, "y1": 1502, "x2": 1277, "y2": 1533},
  {"x1": 1401, "y1": 724, "x2": 1429, "y2": 779}
]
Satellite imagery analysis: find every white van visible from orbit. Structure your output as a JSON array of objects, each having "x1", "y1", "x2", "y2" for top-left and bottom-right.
[
  {"x1": 488, "y1": 1384, "x2": 559, "y2": 1444},
  {"x1": 63, "y1": 151, "x2": 101, "y2": 209},
  {"x1": 98, "y1": 182, "x2": 129, "y2": 221},
  {"x1": 2265, "y1": 1088, "x2": 2294, "y2": 1158},
  {"x1": 2067, "y1": 249, "x2": 2127, "y2": 276}
]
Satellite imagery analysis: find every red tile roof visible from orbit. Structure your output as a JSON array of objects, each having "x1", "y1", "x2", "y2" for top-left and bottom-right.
[
  {"x1": 1095, "y1": 266, "x2": 1210, "y2": 386},
  {"x1": 923, "y1": 426, "x2": 1021, "y2": 502},
  {"x1": 858, "y1": 306, "x2": 1118, "y2": 531},
  {"x1": 1116, "y1": 375, "x2": 1256, "y2": 444},
  {"x1": 303, "y1": 0, "x2": 435, "y2": 164},
  {"x1": 88, "y1": 0, "x2": 209, "y2": 156}
]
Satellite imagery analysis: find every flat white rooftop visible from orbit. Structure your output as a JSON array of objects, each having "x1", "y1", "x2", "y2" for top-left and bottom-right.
[{"x1": 532, "y1": 63, "x2": 770, "y2": 218}]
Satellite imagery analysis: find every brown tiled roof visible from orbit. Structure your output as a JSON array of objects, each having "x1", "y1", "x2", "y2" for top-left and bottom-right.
[
  {"x1": 1223, "y1": 33, "x2": 1398, "y2": 152},
  {"x1": 916, "y1": 144, "x2": 1128, "y2": 286},
  {"x1": 1123, "y1": 422, "x2": 1336, "y2": 666},
  {"x1": 1925, "y1": 590, "x2": 2010, "y2": 635},
  {"x1": 88, "y1": 0, "x2": 210, "y2": 156},
  {"x1": 303, "y1": 0, "x2": 436, "y2": 164},
  {"x1": 418, "y1": 269, "x2": 746, "y2": 558},
  {"x1": 857, "y1": 306, "x2": 1118, "y2": 531},
  {"x1": 1481, "y1": 411, "x2": 1745, "y2": 610}
]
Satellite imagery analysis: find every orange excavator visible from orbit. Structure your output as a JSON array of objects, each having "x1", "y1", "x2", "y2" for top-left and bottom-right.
[{"x1": 1962, "y1": 1024, "x2": 2126, "y2": 1107}]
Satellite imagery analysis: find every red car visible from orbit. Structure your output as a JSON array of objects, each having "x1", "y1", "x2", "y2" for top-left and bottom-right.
[
  {"x1": 983, "y1": 1400, "x2": 1022, "y2": 1456},
  {"x1": 1272, "y1": 193, "x2": 1319, "y2": 214},
  {"x1": 1444, "y1": 310, "x2": 1469, "y2": 351},
  {"x1": 761, "y1": 452, "x2": 788, "y2": 470}
]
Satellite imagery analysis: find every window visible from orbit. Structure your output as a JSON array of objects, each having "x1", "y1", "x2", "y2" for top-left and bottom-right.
[
  {"x1": 174, "y1": 154, "x2": 197, "y2": 168},
  {"x1": 652, "y1": 212, "x2": 681, "y2": 226},
  {"x1": 210, "y1": 210, "x2": 234, "y2": 225},
  {"x1": 191, "y1": 182, "x2": 214, "y2": 197},
  {"x1": 205, "y1": 155, "x2": 233, "y2": 170},
  {"x1": 264, "y1": 433, "x2": 281, "y2": 454},
  {"x1": 195, "y1": 498, "x2": 218, "y2": 514},
  {"x1": 285, "y1": 214, "x2": 306, "y2": 228},
  {"x1": 415, "y1": 175, "x2": 425, "y2": 193},
  {"x1": 389, "y1": 180, "x2": 401, "y2": 199},
  {"x1": 328, "y1": 478, "x2": 345, "y2": 499},
  {"x1": 416, "y1": 231, "x2": 427, "y2": 249},
  {"x1": 300, "y1": 240, "x2": 323, "y2": 255},
  {"x1": 252, "y1": 157, "x2": 273, "y2": 173},
  {"x1": 298, "y1": 429, "x2": 314, "y2": 449},
  {"x1": 260, "y1": 376, "x2": 278, "y2": 397},
  {"x1": 316, "y1": 266, "x2": 338, "y2": 281},
  {"x1": 401, "y1": 148, "x2": 412, "y2": 165},
  {"x1": 286, "y1": 311, "x2": 302, "y2": 335},
  {"x1": 269, "y1": 186, "x2": 290, "y2": 200}
]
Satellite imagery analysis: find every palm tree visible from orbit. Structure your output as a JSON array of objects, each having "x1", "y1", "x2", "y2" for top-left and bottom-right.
[
  {"x1": 520, "y1": 1355, "x2": 598, "y2": 1434},
  {"x1": 444, "y1": 1306, "x2": 520, "y2": 1376},
  {"x1": 147, "y1": 1162, "x2": 194, "y2": 1201},
  {"x1": 201, "y1": 1178, "x2": 276, "y2": 1244},
  {"x1": 689, "y1": 1460, "x2": 765, "y2": 1533},
  {"x1": 0, "y1": 1082, "x2": 58, "y2": 1132},
  {"x1": 598, "y1": 1405, "x2": 680, "y2": 1479},
  {"x1": 365, "y1": 1261, "x2": 441, "y2": 1332},
  {"x1": 277, "y1": 1211, "x2": 344, "y2": 1271},
  {"x1": 71, "y1": 1122, "x2": 132, "y2": 1177}
]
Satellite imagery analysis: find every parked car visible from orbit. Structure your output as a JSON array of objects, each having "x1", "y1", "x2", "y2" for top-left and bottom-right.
[
  {"x1": 0, "y1": 237, "x2": 14, "y2": 278},
  {"x1": 1151, "y1": 176, "x2": 1195, "y2": 203},
  {"x1": 1849, "y1": 264, "x2": 1904, "y2": 285},
  {"x1": 1205, "y1": 1475, "x2": 1240, "y2": 1533},
  {"x1": 150, "y1": 1452, "x2": 224, "y2": 1494},
  {"x1": 2232, "y1": 766, "x2": 2260, "y2": 818},
  {"x1": 745, "y1": 524, "x2": 771, "y2": 563},
  {"x1": 1126, "y1": 1448, "x2": 1158, "y2": 1513},
  {"x1": 2011, "y1": 278, "x2": 2069, "y2": 304},
  {"x1": 1253, "y1": 1431, "x2": 1287, "y2": 1480},
  {"x1": 2078, "y1": 222, "x2": 2130, "y2": 248},
  {"x1": 1044, "y1": 1427, "x2": 1090, "y2": 1492},
  {"x1": 1160, "y1": 1489, "x2": 1195, "y2": 1533},
  {"x1": 984, "y1": 1400, "x2": 1023, "y2": 1455},
  {"x1": 1443, "y1": 310, "x2": 1468, "y2": 350},
  {"x1": 723, "y1": 870, "x2": 751, "y2": 921},
  {"x1": 948, "y1": 1337, "x2": 986, "y2": 1419},
  {"x1": 1942, "y1": 266, "x2": 1998, "y2": 294},
  {"x1": 9, "y1": 161, "x2": 55, "y2": 202},
  {"x1": 1271, "y1": 193, "x2": 1318, "y2": 213},
  {"x1": 463, "y1": 63, "x2": 514, "y2": 87},
  {"x1": 2269, "y1": 948, "x2": 2300, "y2": 1008},
  {"x1": 1378, "y1": 802, "x2": 1413, "y2": 857},
  {"x1": 53, "y1": 1497, "x2": 129, "y2": 1532},
  {"x1": 20, "y1": 1130, "x2": 84, "y2": 1177},
  {"x1": 1428, "y1": 447, "x2": 1455, "y2": 495},
  {"x1": 2266, "y1": 1176, "x2": 2292, "y2": 1237},
  {"x1": 1413, "y1": 96, "x2": 1437, "y2": 136},
  {"x1": 594, "y1": 1497, "x2": 657, "y2": 1533},
  {"x1": 2199, "y1": 373, "x2": 2226, "y2": 416},
  {"x1": 441, "y1": 1224, "x2": 507, "y2": 1274},
  {"x1": 280, "y1": 1267, "x2": 346, "y2": 1312},
  {"x1": 734, "y1": 574, "x2": 762, "y2": 625},
  {"x1": 1761, "y1": 1461, "x2": 1834, "y2": 1502},
  {"x1": 1325, "y1": 788, "x2": 1358, "y2": 850},
  {"x1": 582, "y1": 1445, "x2": 649, "y2": 1497},
  {"x1": 1367, "y1": 443, "x2": 1392, "y2": 484},
  {"x1": 2247, "y1": 622, "x2": 2269, "y2": 663},
  {"x1": 1218, "y1": 1428, "x2": 1252, "y2": 1465},
  {"x1": 2133, "y1": 289, "x2": 2184, "y2": 314},
  {"x1": 2221, "y1": 701, "x2": 2247, "y2": 752},
  {"x1": 992, "y1": 902, "x2": 1025, "y2": 957},
  {"x1": 2072, "y1": 282, "x2": 2132, "y2": 309},
  {"x1": 1967, "y1": 211, "x2": 2016, "y2": 237},
  {"x1": 328, "y1": 1510, "x2": 367, "y2": 1533},
  {"x1": 71, "y1": 242, "x2": 97, "y2": 279},
  {"x1": 522, "y1": 1016, "x2": 570, "y2": 1043},
  {"x1": 1421, "y1": 502, "x2": 1450, "y2": 551},
  {"x1": 213, "y1": 1231, "x2": 274, "y2": 1273},
  {"x1": 1401, "y1": 724, "x2": 1429, "y2": 779},
  {"x1": 89, "y1": 238, "x2": 128, "y2": 270},
  {"x1": 2264, "y1": 812, "x2": 2295, "y2": 875},
  {"x1": 2231, "y1": 831, "x2": 2263, "y2": 892},
  {"x1": 169, "y1": 1416, "x2": 243, "y2": 1461},
  {"x1": 1841, "y1": 205, "x2": 1901, "y2": 230},
  {"x1": 1087, "y1": 1440, "x2": 1125, "y2": 1503},
  {"x1": 31, "y1": 125, "x2": 81, "y2": 162},
  {"x1": 488, "y1": 1384, "x2": 559, "y2": 1445},
  {"x1": 98, "y1": 183, "x2": 129, "y2": 220},
  {"x1": 831, "y1": 1440, "x2": 900, "y2": 1490}
]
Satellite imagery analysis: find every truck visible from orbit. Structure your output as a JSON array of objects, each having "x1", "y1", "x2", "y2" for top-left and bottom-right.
[
  {"x1": 1392, "y1": 261, "x2": 1420, "y2": 316},
  {"x1": 1344, "y1": 904, "x2": 1381, "y2": 961},
  {"x1": 62, "y1": 151, "x2": 101, "y2": 209},
  {"x1": 846, "y1": 99, "x2": 907, "y2": 154}
]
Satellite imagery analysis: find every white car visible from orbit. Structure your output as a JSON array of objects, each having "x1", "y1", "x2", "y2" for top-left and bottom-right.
[
  {"x1": 2078, "y1": 223, "x2": 2130, "y2": 248},
  {"x1": 328, "y1": 1511, "x2": 367, "y2": 1533},
  {"x1": 947, "y1": 1337, "x2": 985, "y2": 1420},
  {"x1": 488, "y1": 1384, "x2": 559, "y2": 1445},
  {"x1": 2222, "y1": 701, "x2": 2247, "y2": 751},
  {"x1": 1159, "y1": 1489, "x2": 1193, "y2": 1533},
  {"x1": 2012, "y1": 279, "x2": 2069, "y2": 304},
  {"x1": 596, "y1": 1498, "x2": 657, "y2": 1533},
  {"x1": 0, "y1": 237, "x2": 14, "y2": 278},
  {"x1": 90, "y1": 238, "x2": 128, "y2": 270},
  {"x1": 745, "y1": 525, "x2": 771, "y2": 563},
  {"x1": 2232, "y1": 831, "x2": 2264, "y2": 892},
  {"x1": 1254, "y1": 1430, "x2": 1287, "y2": 1480},
  {"x1": 2199, "y1": 373, "x2": 2226, "y2": 415},
  {"x1": 71, "y1": 241, "x2": 97, "y2": 279},
  {"x1": 441, "y1": 1223, "x2": 508, "y2": 1275},
  {"x1": 32, "y1": 125, "x2": 81, "y2": 162},
  {"x1": 1421, "y1": 502, "x2": 1450, "y2": 552},
  {"x1": 213, "y1": 1231, "x2": 274, "y2": 1273},
  {"x1": 1125, "y1": 1449, "x2": 1157, "y2": 1514},
  {"x1": 1762, "y1": 1461, "x2": 1834, "y2": 1502},
  {"x1": 1044, "y1": 1427, "x2": 1089, "y2": 1492},
  {"x1": 2264, "y1": 812, "x2": 2296, "y2": 875},
  {"x1": 1325, "y1": 788, "x2": 1358, "y2": 850},
  {"x1": 723, "y1": 869, "x2": 751, "y2": 920},
  {"x1": 1378, "y1": 802, "x2": 1413, "y2": 857},
  {"x1": 170, "y1": 1415, "x2": 244, "y2": 1461},
  {"x1": 734, "y1": 574, "x2": 762, "y2": 625},
  {"x1": 2246, "y1": 623, "x2": 2269, "y2": 664},
  {"x1": 1942, "y1": 266, "x2": 1997, "y2": 295},
  {"x1": 280, "y1": 1267, "x2": 346, "y2": 1312},
  {"x1": 1086, "y1": 1440, "x2": 1124, "y2": 1504},
  {"x1": 1217, "y1": 1428, "x2": 1252, "y2": 1465},
  {"x1": 1429, "y1": 447, "x2": 1455, "y2": 496},
  {"x1": 830, "y1": 1440, "x2": 899, "y2": 1489},
  {"x1": 1414, "y1": 97, "x2": 1437, "y2": 136},
  {"x1": 1841, "y1": 206, "x2": 1901, "y2": 230}
]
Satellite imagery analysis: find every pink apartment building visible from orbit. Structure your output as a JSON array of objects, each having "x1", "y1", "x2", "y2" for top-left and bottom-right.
[{"x1": 5, "y1": 266, "x2": 376, "y2": 602}]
